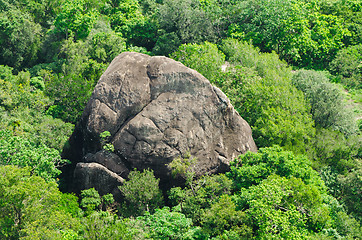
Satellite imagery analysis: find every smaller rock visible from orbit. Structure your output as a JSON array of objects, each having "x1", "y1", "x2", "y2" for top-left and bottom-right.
[
  {"x1": 83, "y1": 150, "x2": 129, "y2": 178},
  {"x1": 73, "y1": 162, "x2": 124, "y2": 198}
]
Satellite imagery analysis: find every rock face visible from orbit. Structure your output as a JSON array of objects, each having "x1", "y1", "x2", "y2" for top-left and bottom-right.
[{"x1": 63, "y1": 52, "x2": 257, "y2": 196}]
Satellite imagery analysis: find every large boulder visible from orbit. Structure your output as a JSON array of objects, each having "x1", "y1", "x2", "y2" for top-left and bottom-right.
[{"x1": 63, "y1": 52, "x2": 257, "y2": 195}]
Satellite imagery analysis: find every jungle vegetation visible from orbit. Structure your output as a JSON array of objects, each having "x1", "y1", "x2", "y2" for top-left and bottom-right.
[{"x1": 0, "y1": 0, "x2": 361, "y2": 239}]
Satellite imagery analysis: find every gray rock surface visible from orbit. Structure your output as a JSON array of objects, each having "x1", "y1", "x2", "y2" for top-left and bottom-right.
[
  {"x1": 73, "y1": 162, "x2": 124, "y2": 197},
  {"x1": 63, "y1": 52, "x2": 257, "y2": 195}
]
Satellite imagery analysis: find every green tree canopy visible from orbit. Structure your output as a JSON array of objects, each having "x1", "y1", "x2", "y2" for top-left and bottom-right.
[
  {"x1": 0, "y1": 9, "x2": 42, "y2": 69},
  {"x1": 0, "y1": 130, "x2": 67, "y2": 181},
  {"x1": 227, "y1": 145, "x2": 326, "y2": 192},
  {"x1": 53, "y1": 0, "x2": 97, "y2": 40},
  {"x1": 154, "y1": 0, "x2": 215, "y2": 55},
  {"x1": 228, "y1": 146, "x2": 361, "y2": 239},
  {"x1": 119, "y1": 169, "x2": 163, "y2": 217},
  {"x1": 106, "y1": 0, "x2": 157, "y2": 49},
  {"x1": 0, "y1": 165, "x2": 81, "y2": 239},
  {"x1": 169, "y1": 174, "x2": 233, "y2": 224},
  {"x1": 292, "y1": 69, "x2": 357, "y2": 135},
  {"x1": 329, "y1": 44, "x2": 362, "y2": 89},
  {"x1": 134, "y1": 207, "x2": 203, "y2": 239},
  {"x1": 174, "y1": 40, "x2": 315, "y2": 153},
  {"x1": 0, "y1": 65, "x2": 74, "y2": 150},
  {"x1": 229, "y1": 0, "x2": 350, "y2": 69}
]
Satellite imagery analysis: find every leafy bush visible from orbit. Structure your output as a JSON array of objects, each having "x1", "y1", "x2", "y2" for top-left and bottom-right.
[
  {"x1": 135, "y1": 207, "x2": 203, "y2": 240},
  {"x1": 311, "y1": 128, "x2": 360, "y2": 172},
  {"x1": 80, "y1": 188, "x2": 115, "y2": 212},
  {"x1": 171, "y1": 42, "x2": 225, "y2": 82},
  {"x1": 0, "y1": 130, "x2": 68, "y2": 181},
  {"x1": 80, "y1": 188, "x2": 102, "y2": 212},
  {"x1": 337, "y1": 160, "x2": 362, "y2": 222},
  {"x1": 119, "y1": 169, "x2": 163, "y2": 217},
  {"x1": 227, "y1": 145, "x2": 326, "y2": 192},
  {"x1": 0, "y1": 165, "x2": 81, "y2": 239},
  {"x1": 169, "y1": 174, "x2": 233, "y2": 224},
  {"x1": 30, "y1": 76, "x2": 45, "y2": 90},
  {"x1": 0, "y1": 9, "x2": 42, "y2": 70},
  {"x1": 81, "y1": 211, "x2": 133, "y2": 240},
  {"x1": 100, "y1": 131, "x2": 115, "y2": 152},
  {"x1": 88, "y1": 31, "x2": 126, "y2": 63},
  {"x1": 201, "y1": 195, "x2": 251, "y2": 238},
  {"x1": 292, "y1": 69, "x2": 357, "y2": 136},
  {"x1": 329, "y1": 44, "x2": 362, "y2": 89},
  {"x1": 220, "y1": 39, "x2": 315, "y2": 152}
]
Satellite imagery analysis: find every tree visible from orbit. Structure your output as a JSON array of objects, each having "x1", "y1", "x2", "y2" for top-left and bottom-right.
[
  {"x1": 88, "y1": 31, "x2": 126, "y2": 64},
  {"x1": 227, "y1": 146, "x2": 361, "y2": 238},
  {"x1": 329, "y1": 44, "x2": 362, "y2": 89},
  {"x1": 219, "y1": 39, "x2": 315, "y2": 152},
  {"x1": 81, "y1": 211, "x2": 133, "y2": 240},
  {"x1": 134, "y1": 207, "x2": 203, "y2": 240},
  {"x1": 44, "y1": 37, "x2": 100, "y2": 124},
  {"x1": 0, "y1": 9, "x2": 42, "y2": 70},
  {"x1": 45, "y1": 73, "x2": 93, "y2": 123},
  {"x1": 0, "y1": 65, "x2": 74, "y2": 151},
  {"x1": 201, "y1": 195, "x2": 251, "y2": 238},
  {"x1": 0, "y1": 0, "x2": 60, "y2": 28},
  {"x1": 0, "y1": 165, "x2": 81, "y2": 239},
  {"x1": 154, "y1": 0, "x2": 215, "y2": 55},
  {"x1": 119, "y1": 169, "x2": 163, "y2": 216},
  {"x1": 171, "y1": 42, "x2": 225, "y2": 82},
  {"x1": 236, "y1": 175, "x2": 327, "y2": 238},
  {"x1": 168, "y1": 174, "x2": 233, "y2": 224},
  {"x1": 228, "y1": 0, "x2": 350, "y2": 69},
  {"x1": 227, "y1": 145, "x2": 326, "y2": 192},
  {"x1": 53, "y1": 0, "x2": 97, "y2": 40},
  {"x1": 319, "y1": 0, "x2": 362, "y2": 46},
  {"x1": 292, "y1": 69, "x2": 357, "y2": 136},
  {"x1": 0, "y1": 130, "x2": 68, "y2": 181},
  {"x1": 107, "y1": 0, "x2": 157, "y2": 49}
]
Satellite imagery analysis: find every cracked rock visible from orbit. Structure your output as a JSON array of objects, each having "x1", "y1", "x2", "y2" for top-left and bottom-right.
[{"x1": 63, "y1": 52, "x2": 257, "y2": 194}]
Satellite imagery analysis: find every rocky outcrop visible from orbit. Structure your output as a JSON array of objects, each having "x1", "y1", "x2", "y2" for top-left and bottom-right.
[
  {"x1": 73, "y1": 162, "x2": 124, "y2": 197},
  {"x1": 63, "y1": 52, "x2": 257, "y2": 195}
]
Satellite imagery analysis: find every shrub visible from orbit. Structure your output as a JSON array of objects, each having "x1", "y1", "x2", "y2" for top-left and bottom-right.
[
  {"x1": 292, "y1": 69, "x2": 357, "y2": 136},
  {"x1": 119, "y1": 169, "x2": 163, "y2": 217},
  {"x1": 329, "y1": 44, "x2": 362, "y2": 89}
]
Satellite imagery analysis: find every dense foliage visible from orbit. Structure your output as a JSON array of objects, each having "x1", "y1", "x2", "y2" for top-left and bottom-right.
[
  {"x1": 119, "y1": 169, "x2": 164, "y2": 217},
  {"x1": 0, "y1": 0, "x2": 361, "y2": 238},
  {"x1": 172, "y1": 40, "x2": 316, "y2": 153}
]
